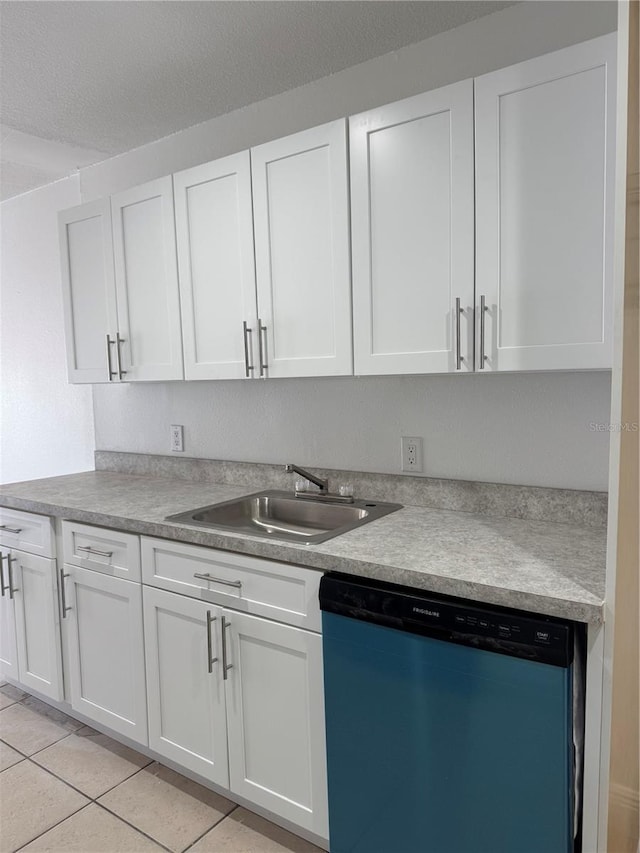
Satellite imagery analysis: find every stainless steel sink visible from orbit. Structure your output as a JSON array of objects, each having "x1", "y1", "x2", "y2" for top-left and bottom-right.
[{"x1": 166, "y1": 490, "x2": 402, "y2": 544}]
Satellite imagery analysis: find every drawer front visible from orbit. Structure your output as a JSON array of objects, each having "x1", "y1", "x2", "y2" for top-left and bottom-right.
[
  {"x1": 141, "y1": 537, "x2": 321, "y2": 631},
  {"x1": 0, "y1": 508, "x2": 55, "y2": 558},
  {"x1": 62, "y1": 521, "x2": 141, "y2": 581}
]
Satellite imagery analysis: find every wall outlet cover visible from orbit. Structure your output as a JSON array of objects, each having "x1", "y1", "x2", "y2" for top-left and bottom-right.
[
  {"x1": 401, "y1": 436, "x2": 423, "y2": 473},
  {"x1": 170, "y1": 424, "x2": 184, "y2": 453}
]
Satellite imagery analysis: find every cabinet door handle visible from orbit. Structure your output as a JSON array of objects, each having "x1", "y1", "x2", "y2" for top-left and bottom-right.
[
  {"x1": 221, "y1": 617, "x2": 232, "y2": 679},
  {"x1": 242, "y1": 321, "x2": 254, "y2": 377},
  {"x1": 7, "y1": 555, "x2": 18, "y2": 599},
  {"x1": 0, "y1": 524, "x2": 23, "y2": 534},
  {"x1": 106, "y1": 334, "x2": 118, "y2": 380},
  {"x1": 479, "y1": 295, "x2": 488, "y2": 370},
  {"x1": 206, "y1": 610, "x2": 218, "y2": 673},
  {"x1": 0, "y1": 552, "x2": 8, "y2": 597},
  {"x1": 455, "y1": 297, "x2": 464, "y2": 370},
  {"x1": 115, "y1": 333, "x2": 127, "y2": 379},
  {"x1": 59, "y1": 568, "x2": 71, "y2": 618},
  {"x1": 193, "y1": 572, "x2": 242, "y2": 590},
  {"x1": 257, "y1": 319, "x2": 268, "y2": 377},
  {"x1": 77, "y1": 545, "x2": 113, "y2": 558}
]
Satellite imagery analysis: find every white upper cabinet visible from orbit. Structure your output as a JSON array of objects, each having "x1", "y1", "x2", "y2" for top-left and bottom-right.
[
  {"x1": 111, "y1": 176, "x2": 184, "y2": 381},
  {"x1": 174, "y1": 153, "x2": 258, "y2": 380},
  {"x1": 59, "y1": 36, "x2": 616, "y2": 384},
  {"x1": 350, "y1": 81, "x2": 475, "y2": 375},
  {"x1": 251, "y1": 120, "x2": 353, "y2": 378},
  {"x1": 475, "y1": 34, "x2": 616, "y2": 372},
  {"x1": 58, "y1": 200, "x2": 118, "y2": 383}
]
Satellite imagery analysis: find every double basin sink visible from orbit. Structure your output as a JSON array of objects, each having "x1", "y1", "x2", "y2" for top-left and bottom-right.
[{"x1": 166, "y1": 490, "x2": 402, "y2": 545}]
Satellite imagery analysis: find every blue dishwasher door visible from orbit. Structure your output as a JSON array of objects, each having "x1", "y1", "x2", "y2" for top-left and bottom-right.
[{"x1": 323, "y1": 611, "x2": 573, "y2": 853}]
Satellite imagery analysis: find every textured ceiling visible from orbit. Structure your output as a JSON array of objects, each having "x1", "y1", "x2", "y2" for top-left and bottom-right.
[{"x1": 1, "y1": 1, "x2": 513, "y2": 199}]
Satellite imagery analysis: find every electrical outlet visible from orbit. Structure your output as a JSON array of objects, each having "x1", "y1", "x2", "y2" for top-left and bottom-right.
[
  {"x1": 401, "y1": 436, "x2": 423, "y2": 473},
  {"x1": 170, "y1": 424, "x2": 184, "y2": 453}
]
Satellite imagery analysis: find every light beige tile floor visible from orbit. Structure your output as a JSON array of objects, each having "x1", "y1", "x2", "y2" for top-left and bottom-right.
[{"x1": 0, "y1": 684, "x2": 324, "y2": 853}]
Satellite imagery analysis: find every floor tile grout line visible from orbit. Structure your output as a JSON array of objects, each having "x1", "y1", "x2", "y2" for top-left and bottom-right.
[
  {"x1": 22, "y1": 755, "x2": 94, "y2": 802},
  {"x1": 27, "y1": 755, "x2": 151, "y2": 803},
  {"x1": 1, "y1": 730, "x2": 75, "y2": 764},
  {"x1": 0, "y1": 736, "x2": 31, "y2": 759},
  {"x1": 25, "y1": 731, "x2": 75, "y2": 757},
  {"x1": 4, "y1": 763, "x2": 169, "y2": 853},
  {"x1": 180, "y1": 804, "x2": 239, "y2": 852},
  {"x1": 94, "y1": 801, "x2": 175, "y2": 852},
  {"x1": 12, "y1": 795, "x2": 91, "y2": 852},
  {"x1": 3, "y1": 702, "x2": 302, "y2": 852},
  {"x1": 92, "y1": 763, "x2": 150, "y2": 801}
]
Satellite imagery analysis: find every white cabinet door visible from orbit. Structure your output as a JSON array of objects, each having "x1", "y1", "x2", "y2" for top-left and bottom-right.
[
  {"x1": 252, "y1": 120, "x2": 352, "y2": 378},
  {"x1": 225, "y1": 610, "x2": 328, "y2": 838},
  {"x1": 111, "y1": 176, "x2": 184, "y2": 381},
  {"x1": 58, "y1": 200, "x2": 118, "y2": 383},
  {"x1": 0, "y1": 553, "x2": 18, "y2": 682},
  {"x1": 475, "y1": 34, "x2": 616, "y2": 371},
  {"x1": 143, "y1": 587, "x2": 229, "y2": 786},
  {"x1": 64, "y1": 565, "x2": 147, "y2": 744},
  {"x1": 12, "y1": 552, "x2": 63, "y2": 701},
  {"x1": 350, "y1": 81, "x2": 475, "y2": 375},
  {"x1": 174, "y1": 153, "x2": 258, "y2": 380}
]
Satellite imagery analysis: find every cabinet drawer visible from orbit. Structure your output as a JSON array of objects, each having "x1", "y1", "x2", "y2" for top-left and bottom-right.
[
  {"x1": 0, "y1": 508, "x2": 54, "y2": 558},
  {"x1": 141, "y1": 537, "x2": 321, "y2": 631},
  {"x1": 62, "y1": 521, "x2": 141, "y2": 581}
]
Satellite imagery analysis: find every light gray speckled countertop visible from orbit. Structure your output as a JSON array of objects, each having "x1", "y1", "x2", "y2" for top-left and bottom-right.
[{"x1": 0, "y1": 471, "x2": 607, "y2": 623}]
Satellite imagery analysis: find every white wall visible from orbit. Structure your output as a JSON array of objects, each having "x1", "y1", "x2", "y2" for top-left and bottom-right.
[
  {"x1": 86, "y1": 1, "x2": 616, "y2": 491},
  {"x1": 94, "y1": 372, "x2": 612, "y2": 491},
  {"x1": 0, "y1": 177, "x2": 95, "y2": 484}
]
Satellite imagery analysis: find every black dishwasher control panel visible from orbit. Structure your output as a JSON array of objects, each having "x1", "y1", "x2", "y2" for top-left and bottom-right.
[{"x1": 319, "y1": 573, "x2": 575, "y2": 667}]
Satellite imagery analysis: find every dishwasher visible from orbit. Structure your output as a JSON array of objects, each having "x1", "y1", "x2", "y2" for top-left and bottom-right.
[{"x1": 320, "y1": 573, "x2": 586, "y2": 853}]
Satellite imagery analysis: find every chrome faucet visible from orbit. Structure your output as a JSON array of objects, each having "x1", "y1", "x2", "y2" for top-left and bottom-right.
[
  {"x1": 284, "y1": 463, "x2": 328, "y2": 494},
  {"x1": 284, "y1": 464, "x2": 354, "y2": 504}
]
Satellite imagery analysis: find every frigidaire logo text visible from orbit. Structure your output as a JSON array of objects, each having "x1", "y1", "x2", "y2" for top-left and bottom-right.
[{"x1": 412, "y1": 607, "x2": 440, "y2": 618}]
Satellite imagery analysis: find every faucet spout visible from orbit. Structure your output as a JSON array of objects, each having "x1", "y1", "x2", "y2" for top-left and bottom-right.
[{"x1": 284, "y1": 464, "x2": 328, "y2": 493}]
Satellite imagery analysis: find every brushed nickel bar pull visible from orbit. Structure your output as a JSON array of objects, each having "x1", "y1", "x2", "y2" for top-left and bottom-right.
[
  {"x1": 0, "y1": 525, "x2": 23, "y2": 534},
  {"x1": 115, "y1": 332, "x2": 127, "y2": 379},
  {"x1": 242, "y1": 321, "x2": 254, "y2": 377},
  {"x1": 59, "y1": 568, "x2": 71, "y2": 618},
  {"x1": 77, "y1": 545, "x2": 113, "y2": 558},
  {"x1": 106, "y1": 334, "x2": 117, "y2": 380},
  {"x1": 257, "y1": 319, "x2": 268, "y2": 377},
  {"x1": 193, "y1": 572, "x2": 242, "y2": 590},
  {"x1": 479, "y1": 295, "x2": 488, "y2": 370},
  {"x1": 455, "y1": 297, "x2": 463, "y2": 370},
  {"x1": 0, "y1": 553, "x2": 8, "y2": 597},
  {"x1": 221, "y1": 617, "x2": 232, "y2": 680},
  {"x1": 206, "y1": 610, "x2": 218, "y2": 673},
  {"x1": 7, "y1": 555, "x2": 18, "y2": 599}
]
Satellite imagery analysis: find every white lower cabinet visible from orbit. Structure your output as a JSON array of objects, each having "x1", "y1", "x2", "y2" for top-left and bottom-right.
[
  {"x1": 143, "y1": 585, "x2": 328, "y2": 839},
  {"x1": 64, "y1": 564, "x2": 147, "y2": 745},
  {"x1": 0, "y1": 556, "x2": 19, "y2": 682},
  {"x1": 0, "y1": 547, "x2": 63, "y2": 701},
  {"x1": 225, "y1": 610, "x2": 328, "y2": 837},
  {"x1": 143, "y1": 586, "x2": 229, "y2": 785}
]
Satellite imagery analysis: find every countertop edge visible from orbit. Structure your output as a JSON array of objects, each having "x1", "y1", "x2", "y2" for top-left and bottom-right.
[{"x1": 0, "y1": 493, "x2": 605, "y2": 626}]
